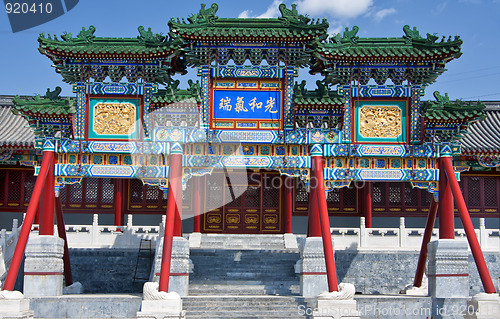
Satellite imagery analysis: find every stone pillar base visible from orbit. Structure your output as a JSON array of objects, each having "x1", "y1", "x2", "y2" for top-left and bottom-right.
[
  {"x1": 300, "y1": 237, "x2": 333, "y2": 298},
  {"x1": 428, "y1": 239, "x2": 469, "y2": 319},
  {"x1": 0, "y1": 291, "x2": 34, "y2": 319},
  {"x1": 23, "y1": 235, "x2": 64, "y2": 297},
  {"x1": 151, "y1": 237, "x2": 189, "y2": 296},
  {"x1": 313, "y1": 284, "x2": 360, "y2": 319},
  {"x1": 313, "y1": 300, "x2": 360, "y2": 319},
  {"x1": 428, "y1": 239, "x2": 469, "y2": 298},
  {"x1": 464, "y1": 293, "x2": 500, "y2": 319},
  {"x1": 284, "y1": 233, "x2": 298, "y2": 249},
  {"x1": 136, "y1": 300, "x2": 185, "y2": 319},
  {"x1": 188, "y1": 232, "x2": 202, "y2": 248},
  {"x1": 137, "y1": 282, "x2": 185, "y2": 319}
]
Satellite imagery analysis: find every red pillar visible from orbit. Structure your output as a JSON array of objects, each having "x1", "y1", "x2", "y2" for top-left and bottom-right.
[
  {"x1": 438, "y1": 157, "x2": 455, "y2": 239},
  {"x1": 284, "y1": 176, "x2": 293, "y2": 234},
  {"x1": 413, "y1": 198, "x2": 438, "y2": 287},
  {"x1": 114, "y1": 179, "x2": 123, "y2": 227},
  {"x1": 159, "y1": 150, "x2": 182, "y2": 292},
  {"x1": 2, "y1": 151, "x2": 52, "y2": 291},
  {"x1": 364, "y1": 182, "x2": 373, "y2": 228},
  {"x1": 39, "y1": 152, "x2": 55, "y2": 235},
  {"x1": 174, "y1": 205, "x2": 182, "y2": 237},
  {"x1": 441, "y1": 156, "x2": 496, "y2": 294},
  {"x1": 193, "y1": 176, "x2": 202, "y2": 233},
  {"x1": 312, "y1": 154, "x2": 339, "y2": 292},
  {"x1": 55, "y1": 195, "x2": 73, "y2": 286},
  {"x1": 307, "y1": 165, "x2": 321, "y2": 237},
  {"x1": 35, "y1": 205, "x2": 40, "y2": 226}
]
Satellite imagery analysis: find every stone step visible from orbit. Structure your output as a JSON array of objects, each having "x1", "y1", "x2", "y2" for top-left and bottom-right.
[
  {"x1": 182, "y1": 296, "x2": 310, "y2": 319},
  {"x1": 189, "y1": 283, "x2": 301, "y2": 296},
  {"x1": 198, "y1": 234, "x2": 290, "y2": 250}
]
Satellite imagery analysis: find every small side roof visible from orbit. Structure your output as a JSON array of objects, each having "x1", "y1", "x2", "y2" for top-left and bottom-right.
[
  {"x1": 0, "y1": 96, "x2": 35, "y2": 148},
  {"x1": 461, "y1": 102, "x2": 500, "y2": 155}
]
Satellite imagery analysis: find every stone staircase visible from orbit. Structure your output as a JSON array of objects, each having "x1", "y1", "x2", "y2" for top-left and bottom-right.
[
  {"x1": 184, "y1": 234, "x2": 311, "y2": 319},
  {"x1": 197, "y1": 233, "x2": 289, "y2": 250}
]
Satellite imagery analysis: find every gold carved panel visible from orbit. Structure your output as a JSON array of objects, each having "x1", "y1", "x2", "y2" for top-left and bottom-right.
[
  {"x1": 359, "y1": 105, "x2": 401, "y2": 138},
  {"x1": 94, "y1": 102, "x2": 136, "y2": 135},
  {"x1": 226, "y1": 214, "x2": 240, "y2": 224}
]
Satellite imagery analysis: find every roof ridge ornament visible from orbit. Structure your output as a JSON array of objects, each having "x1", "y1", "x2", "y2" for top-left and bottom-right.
[
  {"x1": 343, "y1": 26, "x2": 359, "y2": 44},
  {"x1": 138, "y1": 26, "x2": 166, "y2": 45},
  {"x1": 403, "y1": 25, "x2": 422, "y2": 43},
  {"x1": 59, "y1": 25, "x2": 96, "y2": 43},
  {"x1": 187, "y1": 3, "x2": 219, "y2": 25},
  {"x1": 44, "y1": 87, "x2": 62, "y2": 100},
  {"x1": 278, "y1": 3, "x2": 311, "y2": 25}
]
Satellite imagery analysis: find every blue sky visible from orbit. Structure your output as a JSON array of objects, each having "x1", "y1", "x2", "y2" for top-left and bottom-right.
[{"x1": 1, "y1": 0, "x2": 499, "y2": 101}]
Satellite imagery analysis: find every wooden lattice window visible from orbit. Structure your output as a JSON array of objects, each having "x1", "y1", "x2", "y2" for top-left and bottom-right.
[
  {"x1": 7, "y1": 170, "x2": 21, "y2": 202},
  {"x1": 0, "y1": 168, "x2": 35, "y2": 211},
  {"x1": 460, "y1": 174, "x2": 500, "y2": 216}
]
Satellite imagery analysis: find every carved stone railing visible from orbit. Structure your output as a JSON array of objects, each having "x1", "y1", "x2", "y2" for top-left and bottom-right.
[
  {"x1": 51, "y1": 214, "x2": 163, "y2": 249},
  {"x1": 331, "y1": 217, "x2": 500, "y2": 251},
  {"x1": 0, "y1": 218, "x2": 21, "y2": 281}
]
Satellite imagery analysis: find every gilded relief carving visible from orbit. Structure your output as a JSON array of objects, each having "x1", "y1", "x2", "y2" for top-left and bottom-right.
[
  {"x1": 359, "y1": 105, "x2": 401, "y2": 138},
  {"x1": 94, "y1": 102, "x2": 136, "y2": 135},
  {"x1": 245, "y1": 214, "x2": 259, "y2": 224}
]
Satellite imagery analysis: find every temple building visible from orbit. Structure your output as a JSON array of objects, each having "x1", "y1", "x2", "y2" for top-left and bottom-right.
[{"x1": 1, "y1": 3, "x2": 500, "y2": 319}]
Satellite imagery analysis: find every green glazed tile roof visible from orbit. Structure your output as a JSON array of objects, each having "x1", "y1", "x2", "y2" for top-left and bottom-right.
[
  {"x1": 169, "y1": 3, "x2": 328, "y2": 41},
  {"x1": 293, "y1": 81, "x2": 344, "y2": 109},
  {"x1": 152, "y1": 80, "x2": 201, "y2": 106},
  {"x1": 38, "y1": 26, "x2": 179, "y2": 58},
  {"x1": 422, "y1": 91, "x2": 485, "y2": 122},
  {"x1": 317, "y1": 25, "x2": 462, "y2": 62},
  {"x1": 12, "y1": 88, "x2": 75, "y2": 117}
]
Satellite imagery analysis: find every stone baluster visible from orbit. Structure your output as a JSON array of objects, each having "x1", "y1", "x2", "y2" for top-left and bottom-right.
[
  {"x1": 359, "y1": 217, "x2": 366, "y2": 247},
  {"x1": 91, "y1": 214, "x2": 99, "y2": 246}
]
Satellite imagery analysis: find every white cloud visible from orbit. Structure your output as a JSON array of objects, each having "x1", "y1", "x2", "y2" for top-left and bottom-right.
[
  {"x1": 238, "y1": 0, "x2": 282, "y2": 18},
  {"x1": 436, "y1": 1, "x2": 448, "y2": 12},
  {"x1": 257, "y1": 0, "x2": 282, "y2": 18},
  {"x1": 238, "y1": 10, "x2": 253, "y2": 18},
  {"x1": 373, "y1": 8, "x2": 396, "y2": 22},
  {"x1": 295, "y1": 0, "x2": 373, "y2": 19}
]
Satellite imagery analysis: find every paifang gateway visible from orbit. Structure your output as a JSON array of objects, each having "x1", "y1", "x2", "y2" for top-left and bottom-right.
[{"x1": 1, "y1": 3, "x2": 500, "y2": 319}]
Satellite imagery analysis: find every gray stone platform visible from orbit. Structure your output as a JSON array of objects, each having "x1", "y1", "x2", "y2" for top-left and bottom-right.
[{"x1": 28, "y1": 294, "x2": 142, "y2": 318}]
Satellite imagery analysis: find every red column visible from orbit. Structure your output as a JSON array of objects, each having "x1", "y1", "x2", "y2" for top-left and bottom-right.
[
  {"x1": 438, "y1": 157, "x2": 455, "y2": 239},
  {"x1": 193, "y1": 176, "x2": 202, "y2": 233},
  {"x1": 2, "y1": 151, "x2": 52, "y2": 291},
  {"x1": 159, "y1": 150, "x2": 182, "y2": 292},
  {"x1": 413, "y1": 198, "x2": 438, "y2": 287},
  {"x1": 441, "y1": 156, "x2": 496, "y2": 294},
  {"x1": 284, "y1": 176, "x2": 293, "y2": 234},
  {"x1": 174, "y1": 205, "x2": 182, "y2": 237},
  {"x1": 114, "y1": 179, "x2": 123, "y2": 227},
  {"x1": 313, "y1": 154, "x2": 339, "y2": 292},
  {"x1": 35, "y1": 205, "x2": 40, "y2": 226},
  {"x1": 55, "y1": 195, "x2": 73, "y2": 286},
  {"x1": 364, "y1": 182, "x2": 373, "y2": 228},
  {"x1": 39, "y1": 152, "x2": 55, "y2": 235},
  {"x1": 307, "y1": 164, "x2": 321, "y2": 237}
]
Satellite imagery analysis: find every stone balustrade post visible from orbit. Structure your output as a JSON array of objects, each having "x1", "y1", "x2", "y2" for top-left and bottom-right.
[
  {"x1": 1, "y1": 229, "x2": 6, "y2": 248},
  {"x1": 399, "y1": 217, "x2": 406, "y2": 248},
  {"x1": 479, "y1": 218, "x2": 487, "y2": 248},
  {"x1": 91, "y1": 214, "x2": 99, "y2": 246},
  {"x1": 359, "y1": 217, "x2": 366, "y2": 248}
]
